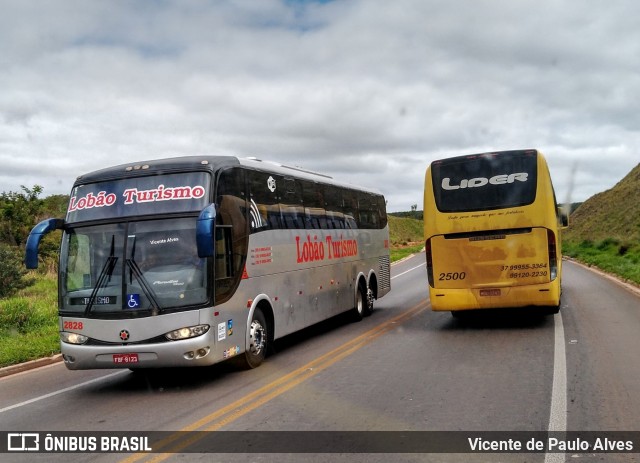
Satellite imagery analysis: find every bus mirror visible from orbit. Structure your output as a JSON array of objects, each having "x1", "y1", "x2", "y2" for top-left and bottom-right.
[
  {"x1": 559, "y1": 205, "x2": 570, "y2": 229},
  {"x1": 196, "y1": 204, "x2": 217, "y2": 258},
  {"x1": 25, "y1": 218, "x2": 65, "y2": 269}
]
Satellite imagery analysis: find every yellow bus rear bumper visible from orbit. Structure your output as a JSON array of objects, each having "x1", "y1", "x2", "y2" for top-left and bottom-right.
[{"x1": 429, "y1": 280, "x2": 561, "y2": 311}]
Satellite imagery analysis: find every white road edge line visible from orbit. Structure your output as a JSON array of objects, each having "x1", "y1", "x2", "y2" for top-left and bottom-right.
[
  {"x1": 392, "y1": 264, "x2": 424, "y2": 280},
  {"x1": 544, "y1": 311, "x2": 567, "y2": 463},
  {"x1": 0, "y1": 371, "x2": 127, "y2": 414}
]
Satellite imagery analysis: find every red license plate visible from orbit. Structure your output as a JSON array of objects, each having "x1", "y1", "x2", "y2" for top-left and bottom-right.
[
  {"x1": 113, "y1": 353, "x2": 139, "y2": 364},
  {"x1": 480, "y1": 289, "x2": 501, "y2": 297}
]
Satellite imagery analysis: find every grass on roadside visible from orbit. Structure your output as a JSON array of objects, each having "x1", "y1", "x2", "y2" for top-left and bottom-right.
[
  {"x1": 563, "y1": 238, "x2": 640, "y2": 285},
  {"x1": 0, "y1": 273, "x2": 59, "y2": 367},
  {"x1": 390, "y1": 243, "x2": 424, "y2": 262}
]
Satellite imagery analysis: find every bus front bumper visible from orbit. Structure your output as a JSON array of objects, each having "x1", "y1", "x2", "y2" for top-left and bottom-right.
[{"x1": 60, "y1": 334, "x2": 225, "y2": 370}]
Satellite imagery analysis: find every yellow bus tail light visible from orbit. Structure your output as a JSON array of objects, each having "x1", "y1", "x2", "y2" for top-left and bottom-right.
[
  {"x1": 547, "y1": 229, "x2": 558, "y2": 281},
  {"x1": 425, "y1": 238, "x2": 434, "y2": 287}
]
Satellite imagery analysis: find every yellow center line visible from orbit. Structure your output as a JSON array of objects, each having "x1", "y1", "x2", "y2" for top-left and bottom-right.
[{"x1": 121, "y1": 301, "x2": 429, "y2": 463}]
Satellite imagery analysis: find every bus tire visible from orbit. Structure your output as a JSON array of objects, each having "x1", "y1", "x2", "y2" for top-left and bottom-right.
[
  {"x1": 363, "y1": 287, "x2": 374, "y2": 317},
  {"x1": 451, "y1": 310, "x2": 469, "y2": 319},
  {"x1": 352, "y1": 284, "x2": 366, "y2": 322},
  {"x1": 236, "y1": 308, "x2": 268, "y2": 369},
  {"x1": 547, "y1": 304, "x2": 560, "y2": 315}
]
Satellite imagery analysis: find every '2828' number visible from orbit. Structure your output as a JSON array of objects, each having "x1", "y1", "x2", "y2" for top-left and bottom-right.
[
  {"x1": 439, "y1": 272, "x2": 466, "y2": 281},
  {"x1": 63, "y1": 321, "x2": 84, "y2": 330}
]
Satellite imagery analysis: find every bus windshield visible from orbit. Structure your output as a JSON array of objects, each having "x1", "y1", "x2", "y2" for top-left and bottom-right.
[
  {"x1": 430, "y1": 150, "x2": 538, "y2": 213},
  {"x1": 59, "y1": 217, "x2": 208, "y2": 315}
]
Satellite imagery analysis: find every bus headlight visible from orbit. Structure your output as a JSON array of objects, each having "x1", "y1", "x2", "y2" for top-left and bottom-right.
[
  {"x1": 165, "y1": 324, "x2": 210, "y2": 341},
  {"x1": 61, "y1": 332, "x2": 89, "y2": 345}
]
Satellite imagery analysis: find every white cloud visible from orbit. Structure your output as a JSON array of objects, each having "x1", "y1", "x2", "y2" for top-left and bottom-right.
[{"x1": 0, "y1": 0, "x2": 639, "y2": 211}]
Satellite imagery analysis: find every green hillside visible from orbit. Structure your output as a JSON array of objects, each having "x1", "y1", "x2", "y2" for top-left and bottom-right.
[
  {"x1": 563, "y1": 163, "x2": 640, "y2": 284},
  {"x1": 564, "y1": 163, "x2": 640, "y2": 243},
  {"x1": 388, "y1": 215, "x2": 424, "y2": 262},
  {"x1": 388, "y1": 214, "x2": 423, "y2": 246}
]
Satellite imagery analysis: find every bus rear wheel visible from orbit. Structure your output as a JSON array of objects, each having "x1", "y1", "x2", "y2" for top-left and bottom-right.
[
  {"x1": 364, "y1": 287, "x2": 375, "y2": 317},
  {"x1": 546, "y1": 304, "x2": 560, "y2": 315},
  {"x1": 352, "y1": 283, "x2": 369, "y2": 321},
  {"x1": 236, "y1": 308, "x2": 268, "y2": 369}
]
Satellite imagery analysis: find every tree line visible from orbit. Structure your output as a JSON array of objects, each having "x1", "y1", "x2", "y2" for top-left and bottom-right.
[{"x1": 0, "y1": 186, "x2": 68, "y2": 297}]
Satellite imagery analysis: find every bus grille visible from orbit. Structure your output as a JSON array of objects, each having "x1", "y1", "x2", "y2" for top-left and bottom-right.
[{"x1": 379, "y1": 255, "x2": 391, "y2": 291}]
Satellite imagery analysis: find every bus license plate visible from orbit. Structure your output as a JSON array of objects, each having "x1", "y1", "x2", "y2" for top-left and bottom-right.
[
  {"x1": 113, "y1": 353, "x2": 139, "y2": 364},
  {"x1": 480, "y1": 289, "x2": 501, "y2": 297}
]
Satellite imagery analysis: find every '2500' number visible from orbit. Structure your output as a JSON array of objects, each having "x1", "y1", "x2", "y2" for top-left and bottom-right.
[{"x1": 439, "y1": 272, "x2": 466, "y2": 281}]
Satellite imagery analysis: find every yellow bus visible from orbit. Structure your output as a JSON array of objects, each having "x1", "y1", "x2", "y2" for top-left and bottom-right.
[{"x1": 423, "y1": 149, "x2": 567, "y2": 315}]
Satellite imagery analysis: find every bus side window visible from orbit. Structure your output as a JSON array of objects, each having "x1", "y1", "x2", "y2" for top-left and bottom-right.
[
  {"x1": 281, "y1": 178, "x2": 304, "y2": 229},
  {"x1": 342, "y1": 189, "x2": 358, "y2": 229},
  {"x1": 358, "y1": 192, "x2": 380, "y2": 229},
  {"x1": 215, "y1": 226, "x2": 234, "y2": 280},
  {"x1": 248, "y1": 171, "x2": 284, "y2": 231},
  {"x1": 215, "y1": 168, "x2": 248, "y2": 305},
  {"x1": 302, "y1": 180, "x2": 326, "y2": 229},
  {"x1": 377, "y1": 194, "x2": 388, "y2": 228},
  {"x1": 325, "y1": 187, "x2": 345, "y2": 229}
]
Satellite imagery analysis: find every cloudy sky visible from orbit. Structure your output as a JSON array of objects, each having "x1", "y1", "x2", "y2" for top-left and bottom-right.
[{"x1": 1, "y1": 0, "x2": 639, "y2": 211}]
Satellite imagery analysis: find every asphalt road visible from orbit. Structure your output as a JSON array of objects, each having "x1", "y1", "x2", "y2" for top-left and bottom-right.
[{"x1": 1, "y1": 255, "x2": 639, "y2": 463}]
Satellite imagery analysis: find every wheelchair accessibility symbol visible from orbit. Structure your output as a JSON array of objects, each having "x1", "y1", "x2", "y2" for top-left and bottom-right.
[{"x1": 127, "y1": 294, "x2": 141, "y2": 308}]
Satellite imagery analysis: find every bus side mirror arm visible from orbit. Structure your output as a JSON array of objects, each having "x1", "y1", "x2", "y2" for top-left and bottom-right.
[
  {"x1": 25, "y1": 218, "x2": 65, "y2": 269},
  {"x1": 196, "y1": 204, "x2": 217, "y2": 258}
]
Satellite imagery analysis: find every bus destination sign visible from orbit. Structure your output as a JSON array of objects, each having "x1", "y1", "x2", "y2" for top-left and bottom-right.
[{"x1": 66, "y1": 172, "x2": 210, "y2": 223}]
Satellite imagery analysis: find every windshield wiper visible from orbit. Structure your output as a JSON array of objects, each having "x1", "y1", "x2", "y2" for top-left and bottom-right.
[
  {"x1": 126, "y1": 258, "x2": 162, "y2": 313},
  {"x1": 126, "y1": 234, "x2": 162, "y2": 313},
  {"x1": 84, "y1": 235, "x2": 118, "y2": 315}
]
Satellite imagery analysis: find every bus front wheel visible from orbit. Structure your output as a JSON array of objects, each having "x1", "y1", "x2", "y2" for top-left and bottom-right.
[{"x1": 236, "y1": 308, "x2": 268, "y2": 369}]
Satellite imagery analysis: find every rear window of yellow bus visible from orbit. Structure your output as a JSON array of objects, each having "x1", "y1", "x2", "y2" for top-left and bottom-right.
[{"x1": 431, "y1": 150, "x2": 538, "y2": 213}]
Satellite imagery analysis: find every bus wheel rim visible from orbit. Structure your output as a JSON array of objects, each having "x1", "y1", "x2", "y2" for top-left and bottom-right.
[{"x1": 249, "y1": 320, "x2": 265, "y2": 355}]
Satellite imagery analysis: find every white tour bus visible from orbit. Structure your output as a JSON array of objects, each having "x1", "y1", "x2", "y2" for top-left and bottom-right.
[{"x1": 26, "y1": 156, "x2": 391, "y2": 370}]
